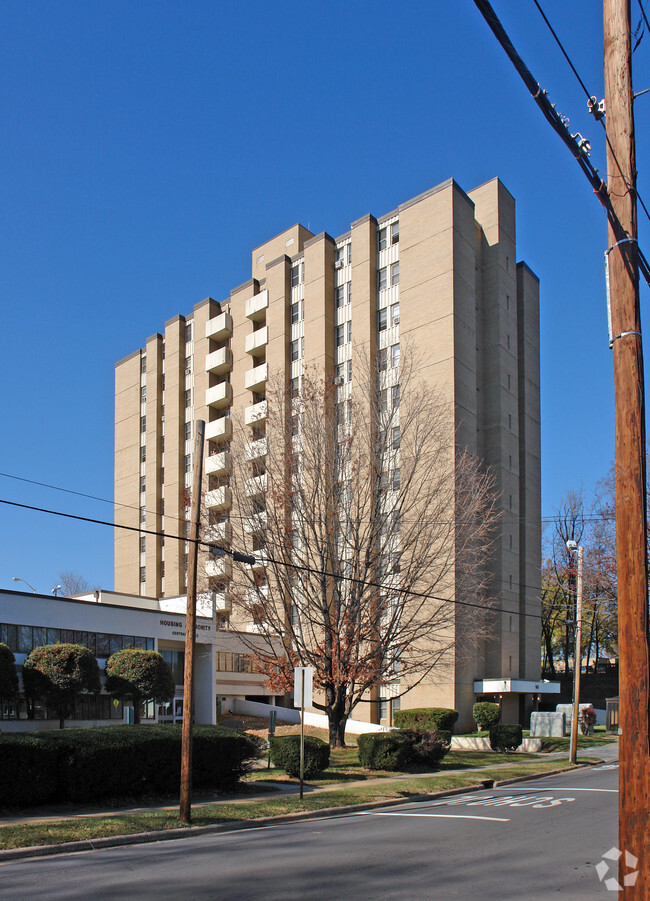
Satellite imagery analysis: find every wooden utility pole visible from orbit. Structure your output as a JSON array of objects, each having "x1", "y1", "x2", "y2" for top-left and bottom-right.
[
  {"x1": 604, "y1": 1, "x2": 649, "y2": 894},
  {"x1": 180, "y1": 420, "x2": 205, "y2": 825},
  {"x1": 569, "y1": 545, "x2": 583, "y2": 766}
]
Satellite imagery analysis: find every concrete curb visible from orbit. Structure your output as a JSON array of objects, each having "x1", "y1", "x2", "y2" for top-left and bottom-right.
[{"x1": 0, "y1": 758, "x2": 605, "y2": 863}]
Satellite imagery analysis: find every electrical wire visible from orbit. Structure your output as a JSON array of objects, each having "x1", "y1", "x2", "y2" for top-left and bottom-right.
[
  {"x1": 532, "y1": 0, "x2": 650, "y2": 229},
  {"x1": 0, "y1": 495, "x2": 546, "y2": 621}
]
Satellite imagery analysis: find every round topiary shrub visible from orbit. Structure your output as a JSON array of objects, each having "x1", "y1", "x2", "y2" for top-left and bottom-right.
[
  {"x1": 358, "y1": 731, "x2": 414, "y2": 771},
  {"x1": 269, "y1": 735, "x2": 330, "y2": 778},
  {"x1": 489, "y1": 724, "x2": 523, "y2": 753},
  {"x1": 473, "y1": 701, "x2": 501, "y2": 731}
]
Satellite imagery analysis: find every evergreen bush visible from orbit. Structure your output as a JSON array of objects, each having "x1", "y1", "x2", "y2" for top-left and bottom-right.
[
  {"x1": 358, "y1": 728, "x2": 451, "y2": 770},
  {"x1": 393, "y1": 707, "x2": 459, "y2": 733},
  {"x1": 489, "y1": 724, "x2": 523, "y2": 753},
  {"x1": 0, "y1": 724, "x2": 257, "y2": 806},
  {"x1": 268, "y1": 734, "x2": 330, "y2": 778},
  {"x1": 472, "y1": 701, "x2": 501, "y2": 731}
]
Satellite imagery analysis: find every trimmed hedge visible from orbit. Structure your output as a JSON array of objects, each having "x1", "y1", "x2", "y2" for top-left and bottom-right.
[
  {"x1": 393, "y1": 707, "x2": 459, "y2": 733},
  {"x1": 358, "y1": 729, "x2": 451, "y2": 771},
  {"x1": 489, "y1": 724, "x2": 523, "y2": 753},
  {"x1": 473, "y1": 701, "x2": 501, "y2": 731},
  {"x1": 269, "y1": 734, "x2": 330, "y2": 778},
  {"x1": 0, "y1": 724, "x2": 258, "y2": 807}
]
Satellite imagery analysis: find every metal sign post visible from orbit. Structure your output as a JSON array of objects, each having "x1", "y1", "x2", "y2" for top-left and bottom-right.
[{"x1": 293, "y1": 666, "x2": 313, "y2": 802}]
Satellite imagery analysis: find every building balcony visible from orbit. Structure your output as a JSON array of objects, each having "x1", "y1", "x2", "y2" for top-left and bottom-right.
[
  {"x1": 205, "y1": 382, "x2": 233, "y2": 409},
  {"x1": 205, "y1": 347, "x2": 233, "y2": 375},
  {"x1": 245, "y1": 400, "x2": 267, "y2": 425},
  {"x1": 245, "y1": 326, "x2": 268, "y2": 356},
  {"x1": 244, "y1": 512, "x2": 267, "y2": 534},
  {"x1": 246, "y1": 550, "x2": 266, "y2": 571},
  {"x1": 205, "y1": 311, "x2": 233, "y2": 342},
  {"x1": 205, "y1": 416, "x2": 232, "y2": 443},
  {"x1": 245, "y1": 474, "x2": 267, "y2": 498},
  {"x1": 204, "y1": 520, "x2": 232, "y2": 545},
  {"x1": 246, "y1": 585, "x2": 269, "y2": 605},
  {"x1": 205, "y1": 486, "x2": 232, "y2": 512},
  {"x1": 245, "y1": 289, "x2": 269, "y2": 321},
  {"x1": 245, "y1": 438, "x2": 268, "y2": 461},
  {"x1": 213, "y1": 591, "x2": 232, "y2": 613},
  {"x1": 205, "y1": 450, "x2": 231, "y2": 477},
  {"x1": 245, "y1": 363, "x2": 268, "y2": 393},
  {"x1": 205, "y1": 556, "x2": 233, "y2": 580}
]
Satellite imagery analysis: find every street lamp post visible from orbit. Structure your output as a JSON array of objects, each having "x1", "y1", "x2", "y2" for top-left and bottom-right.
[
  {"x1": 566, "y1": 541, "x2": 584, "y2": 766},
  {"x1": 12, "y1": 577, "x2": 36, "y2": 593},
  {"x1": 51, "y1": 585, "x2": 62, "y2": 596}
]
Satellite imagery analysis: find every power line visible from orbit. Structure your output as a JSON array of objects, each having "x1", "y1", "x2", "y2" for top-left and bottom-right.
[
  {"x1": 0, "y1": 495, "x2": 545, "y2": 621},
  {"x1": 532, "y1": 0, "x2": 650, "y2": 227}
]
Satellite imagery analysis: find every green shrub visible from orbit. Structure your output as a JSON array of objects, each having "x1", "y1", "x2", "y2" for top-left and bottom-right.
[
  {"x1": 0, "y1": 642, "x2": 19, "y2": 704},
  {"x1": 268, "y1": 735, "x2": 330, "y2": 778},
  {"x1": 0, "y1": 724, "x2": 258, "y2": 807},
  {"x1": 358, "y1": 729, "x2": 451, "y2": 771},
  {"x1": 358, "y1": 731, "x2": 413, "y2": 771},
  {"x1": 473, "y1": 701, "x2": 501, "y2": 731},
  {"x1": 393, "y1": 707, "x2": 459, "y2": 733},
  {"x1": 489, "y1": 724, "x2": 523, "y2": 753},
  {"x1": 105, "y1": 650, "x2": 175, "y2": 724},
  {"x1": 22, "y1": 644, "x2": 100, "y2": 729}
]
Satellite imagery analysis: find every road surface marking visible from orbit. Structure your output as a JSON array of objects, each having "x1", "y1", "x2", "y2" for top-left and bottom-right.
[
  {"x1": 488, "y1": 787, "x2": 617, "y2": 793},
  {"x1": 361, "y1": 812, "x2": 510, "y2": 822}
]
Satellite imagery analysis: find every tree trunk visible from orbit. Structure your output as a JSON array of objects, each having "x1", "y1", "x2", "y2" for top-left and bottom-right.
[{"x1": 133, "y1": 695, "x2": 141, "y2": 725}]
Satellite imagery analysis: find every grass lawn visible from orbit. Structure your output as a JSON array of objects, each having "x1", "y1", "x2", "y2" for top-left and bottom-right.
[{"x1": 0, "y1": 756, "x2": 597, "y2": 852}]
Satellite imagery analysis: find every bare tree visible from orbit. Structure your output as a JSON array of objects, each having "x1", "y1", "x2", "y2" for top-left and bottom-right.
[
  {"x1": 218, "y1": 356, "x2": 498, "y2": 747},
  {"x1": 58, "y1": 571, "x2": 92, "y2": 596}
]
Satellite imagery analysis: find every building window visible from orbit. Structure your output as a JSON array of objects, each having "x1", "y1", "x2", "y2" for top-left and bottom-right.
[
  {"x1": 377, "y1": 228, "x2": 387, "y2": 252},
  {"x1": 391, "y1": 221, "x2": 399, "y2": 245},
  {"x1": 290, "y1": 264, "x2": 301, "y2": 288},
  {"x1": 378, "y1": 348, "x2": 388, "y2": 372},
  {"x1": 160, "y1": 499, "x2": 164, "y2": 517},
  {"x1": 141, "y1": 355, "x2": 147, "y2": 374},
  {"x1": 335, "y1": 286, "x2": 345, "y2": 308},
  {"x1": 379, "y1": 389, "x2": 388, "y2": 414},
  {"x1": 140, "y1": 446, "x2": 146, "y2": 463},
  {"x1": 140, "y1": 567, "x2": 146, "y2": 583},
  {"x1": 140, "y1": 386, "x2": 147, "y2": 402},
  {"x1": 161, "y1": 562, "x2": 165, "y2": 579},
  {"x1": 347, "y1": 321, "x2": 352, "y2": 343},
  {"x1": 507, "y1": 372, "x2": 511, "y2": 390},
  {"x1": 185, "y1": 357, "x2": 191, "y2": 374},
  {"x1": 290, "y1": 377, "x2": 299, "y2": 400},
  {"x1": 140, "y1": 536, "x2": 146, "y2": 554},
  {"x1": 391, "y1": 344, "x2": 400, "y2": 368},
  {"x1": 391, "y1": 303, "x2": 400, "y2": 326},
  {"x1": 392, "y1": 469, "x2": 401, "y2": 491},
  {"x1": 377, "y1": 309, "x2": 387, "y2": 331},
  {"x1": 377, "y1": 268, "x2": 387, "y2": 291},
  {"x1": 507, "y1": 334, "x2": 511, "y2": 350},
  {"x1": 185, "y1": 422, "x2": 192, "y2": 441},
  {"x1": 335, "y1": 325, "x2": 345, "y2": 347},
  {"x1": 140, "y1": 476, "x2": 146, "y2": 494},
  {"x1": 347, "y1": 360, "x2": 352, "y2": 382},
  {"x1": 290, "y1": 340, "x2": 299, "y2": 362},
  {"x1": 185, "y1": 323, "x2": 193, "y2": 343},
  {"x1": 140, "y1": 506, "x2": 146, "y2": 524},
  {"x1": 335, "y1": 246, "x2": 345, "y2": 264},
  {"x1": 391, "y1": 385, "x2": 400, "y2": 409},
  {"x1": 185, "y1": 389, "x2": 192, "y2": 408},
  {"x1": 141, "y1": 417, "x2": 146, "y2": 433},
  {"x1": 392, "y1": 426, "x2": 400, "y2": 449},
  {"x1": 390, "y1": 261, "x2": 400, "y2": 287},
  {"x1": 160, "y1": 468, "x2": 164, "y2": 484},
  {"x1": 290, "y1": 302, "x2": 300, "y2": 323},
  {"x1": 184, "y1": 454, "x2": 191, "y2": 474}
]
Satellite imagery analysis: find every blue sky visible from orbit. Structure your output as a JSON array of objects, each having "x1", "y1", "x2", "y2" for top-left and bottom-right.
[{"x1": 1, "y1": 1, "x2": 648, "y2": 593}]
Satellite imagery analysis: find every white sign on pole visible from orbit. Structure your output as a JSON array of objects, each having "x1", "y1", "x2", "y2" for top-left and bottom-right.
[{"x1": 293, "y1": 666, "x2": 313, "y2": 708}]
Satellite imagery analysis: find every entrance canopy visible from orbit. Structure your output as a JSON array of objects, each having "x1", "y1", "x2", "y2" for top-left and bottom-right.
[{"x1": 473, "y1": 679, "x2": 561, "y2": 695}]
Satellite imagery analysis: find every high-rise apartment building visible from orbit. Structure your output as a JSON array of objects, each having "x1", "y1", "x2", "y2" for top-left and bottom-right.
[{"x1": 115, "y1": 177, "x2": 544, "y2": 728}]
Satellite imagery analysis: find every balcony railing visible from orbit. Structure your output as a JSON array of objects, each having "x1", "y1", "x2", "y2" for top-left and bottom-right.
[
  {"x1": 205, "y1": 382, "x2": 233, "y2": 409},
  {"x1": 205, "y1": 311, "x2": 233, "y2": 342},
  {"x1": 204, "y1": 521, "x2": 232, "y2": 545},
  {"x1": 205, "y1": 486, "x2": 232, "y2": 512},
  {"x1": 205, "y1": 451, "x2": 231, "y2": 476},
  {"x1": 205, "y1": 347, "x2": 233, "y2": 375},
  {"x1": 205, "y1": 417, "x2": 233, "y2": 443},
  {"x1": 245, "y1": 326, "x2": 268, "y2": 355},
  {"x1": 244, "y1": 400, "x2": 267, "y2": 425},
  {"x1": 245, "y1": 289, "x2": 269, "y2": 321},
  {"x1": 205, "y1": 556, "x2": 233, "y2": 580},
  {"x1": 245, "y1": 438, "x2": 268, "y2": 461},
  {"x1": 245, "y1": 363, "x2": 268, "y2": 392}
]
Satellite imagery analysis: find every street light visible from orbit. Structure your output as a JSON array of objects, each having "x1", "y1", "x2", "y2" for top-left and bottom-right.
[
  {"x1": 51, "y1": 585, "x2": 62, "y2": 596},
  {"x1": 12, "y1": 576, "x2": 36, "y2": 593},
  {"x1": 566, "y1": 541, "x2": 584, "y2": 766}
]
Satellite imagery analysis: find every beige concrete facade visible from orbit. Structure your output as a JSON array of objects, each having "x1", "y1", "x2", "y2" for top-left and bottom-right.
[{"x1": 114, "y1": 176, "x2": 541, "y2": 729}]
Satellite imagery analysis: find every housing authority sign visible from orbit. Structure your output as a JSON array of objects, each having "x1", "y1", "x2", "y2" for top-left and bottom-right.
[{"x1": 157, "y1": 617, "x2": 216, "y2": 642}]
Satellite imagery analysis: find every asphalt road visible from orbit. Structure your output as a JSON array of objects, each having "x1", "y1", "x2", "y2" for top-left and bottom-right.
[{"x1": 0, "y1": 762, "x2": 621, "y2": 900}]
